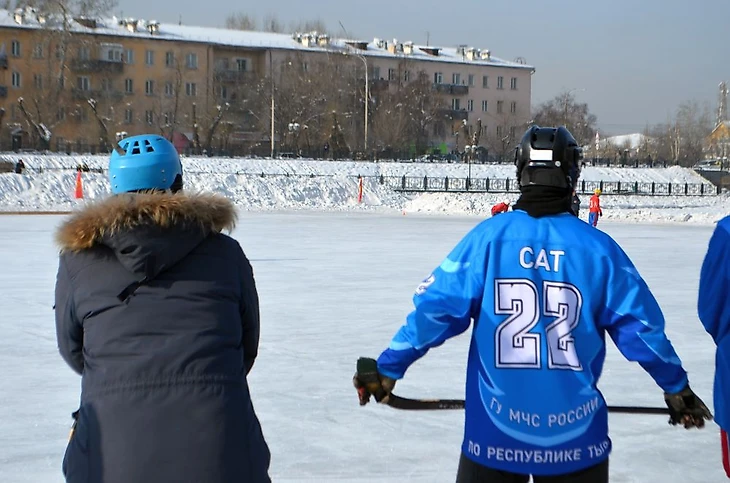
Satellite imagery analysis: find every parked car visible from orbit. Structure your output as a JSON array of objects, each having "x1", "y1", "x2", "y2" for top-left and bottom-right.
[{"x1": 693, "y1": 159, "x2": 724, "y2": 171}]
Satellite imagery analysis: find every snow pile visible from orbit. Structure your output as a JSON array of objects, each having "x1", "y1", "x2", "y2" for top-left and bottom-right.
[{"x1": 0, "y1": 153, "x2": 727, "y2": 224}]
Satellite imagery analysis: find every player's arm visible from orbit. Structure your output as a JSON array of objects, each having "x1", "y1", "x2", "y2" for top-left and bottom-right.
[
  {"x1": 600, "y1": 249, "x2": 687, "y2": 393},
  {"x1": 698, "y1": 221, "x2": 730, "y2": 342},
  {"x1": 54, "y1": 256, "x2": 84, "y2": 375},
  {"x1": 377, "y1": 226, "x2": 488, "y2": 380}
]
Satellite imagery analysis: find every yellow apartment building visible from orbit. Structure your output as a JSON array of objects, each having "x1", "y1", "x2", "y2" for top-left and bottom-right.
[{"x1": 0, "y1": 6, "x2": 534, "y2": 156}]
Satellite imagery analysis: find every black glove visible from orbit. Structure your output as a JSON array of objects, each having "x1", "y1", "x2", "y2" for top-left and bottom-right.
[
  {"x1": 664, "y1": 385, "x2": 713, "y2": 429},
  {"x1": 353, "y1": 357, "x2": 396, "y2": 406}
]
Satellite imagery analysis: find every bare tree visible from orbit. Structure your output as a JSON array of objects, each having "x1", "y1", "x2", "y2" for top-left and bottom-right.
[
  {"x1": 289, "y1": 19, "x2": 328, "y2": 34},
  {"x1": 262, "y1": 13, "x2": 284, "y2": 33},
  {"x1": 532, "y1": 90, "x2": 598, "y2": 146},
  {"x1": 224, "y1": 12, "x2": 256, "y2": 31}
]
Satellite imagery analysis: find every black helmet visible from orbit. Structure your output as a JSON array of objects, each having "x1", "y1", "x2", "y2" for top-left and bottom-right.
[{"x1": 515, "y1": 126, "x2": 583, "y2": 190}]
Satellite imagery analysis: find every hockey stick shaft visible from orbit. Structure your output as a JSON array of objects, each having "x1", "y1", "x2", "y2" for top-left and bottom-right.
[{"x1": 385, "y1": 393, "x2": 669, "y2": 415}]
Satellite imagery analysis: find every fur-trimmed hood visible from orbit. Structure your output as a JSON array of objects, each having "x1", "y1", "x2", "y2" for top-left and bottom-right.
[{"x1": 56, "y1": 192, "x2": 237, "y2": 279}]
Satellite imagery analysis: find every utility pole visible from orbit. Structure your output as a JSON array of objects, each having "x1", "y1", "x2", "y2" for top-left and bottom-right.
[{"x1": 269, "y1": 50, "x2": 275, "y2": 159}]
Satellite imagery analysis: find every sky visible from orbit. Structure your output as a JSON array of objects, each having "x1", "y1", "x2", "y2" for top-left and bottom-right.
[{"x1": 110, "y1": 0, "x2": 730, "y2": 136}]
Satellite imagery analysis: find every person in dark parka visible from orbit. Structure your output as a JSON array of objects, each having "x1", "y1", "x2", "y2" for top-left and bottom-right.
[
  {"x1": 571, "y1": 189, "x2": 581, "y2": 218},
  {"x1": 54, "y1": 134, "x2": 271, "y2": 483}
]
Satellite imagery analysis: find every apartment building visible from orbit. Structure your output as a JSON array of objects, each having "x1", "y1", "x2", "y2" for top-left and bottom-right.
[{"x1": 0, "y1": 7, "x2": 534, "y2": 154}]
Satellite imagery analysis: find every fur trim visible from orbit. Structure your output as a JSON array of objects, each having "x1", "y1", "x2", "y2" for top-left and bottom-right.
[{"x1": 56, "y1": 192, "x2": 237, "y2": 252}]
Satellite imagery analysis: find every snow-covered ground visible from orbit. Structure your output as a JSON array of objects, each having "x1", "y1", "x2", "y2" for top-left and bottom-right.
[
  {"x1": 0, "y1": 213, "x2": 722, "y2": 482},
  {"x1": 0, "y1": 153, "x2": 727, "y2": 225}
]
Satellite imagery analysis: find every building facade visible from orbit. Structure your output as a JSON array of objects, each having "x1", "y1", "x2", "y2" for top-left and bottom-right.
[{"x1": 0, "y1": 7, "x2": 533, "y2": 156}]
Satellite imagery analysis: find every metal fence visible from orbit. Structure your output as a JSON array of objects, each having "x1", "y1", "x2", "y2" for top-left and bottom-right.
[{"x1": 382, "y1": 175, "x2": 719, "y2": 196}]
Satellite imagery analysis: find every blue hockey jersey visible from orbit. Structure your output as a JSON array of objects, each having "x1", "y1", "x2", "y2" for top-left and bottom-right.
[
  {"x1": 698, "y1": 215, "x2": 730, "y2": 432},
  {"x1": 377, "y1": 210, "x2": 688, "y2": 476}
]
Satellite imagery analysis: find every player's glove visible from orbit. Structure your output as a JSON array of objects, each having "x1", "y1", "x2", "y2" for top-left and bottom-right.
[
  {"x1": 353, "y1": 357, "x2": 396, "y2": 406},
  {"x1": 664, "y1": 384, "x2": 713, "y2": 429}
]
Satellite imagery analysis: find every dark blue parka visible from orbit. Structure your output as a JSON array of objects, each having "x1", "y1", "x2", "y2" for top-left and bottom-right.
[{"x1": 54, "y1": 192, "x2": 271, "y2": 483}]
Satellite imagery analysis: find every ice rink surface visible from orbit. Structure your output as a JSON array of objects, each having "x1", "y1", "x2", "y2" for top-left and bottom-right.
[{"x1": 0, "y1": 212, "x2": 721, "y2": 482}]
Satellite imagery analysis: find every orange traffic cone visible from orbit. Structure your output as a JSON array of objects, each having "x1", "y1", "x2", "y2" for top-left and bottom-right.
[{"x1": 74, "y1": 170, "x2": 83, "y2": 199}]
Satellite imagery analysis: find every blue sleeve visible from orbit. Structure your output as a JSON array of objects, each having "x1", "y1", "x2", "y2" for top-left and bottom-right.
[
  {"x1": 55, "y1": 256, "x2": 84, "y2": 375},
  {"x1": 601, "y1": 248, "x2": 687, "y2": 394},
  {"x1": 377, "y1": 226, "x2": 487, "y2": 380},
  {"x1": 698, "y1": 221, "x2": 730, "y2": 343}
]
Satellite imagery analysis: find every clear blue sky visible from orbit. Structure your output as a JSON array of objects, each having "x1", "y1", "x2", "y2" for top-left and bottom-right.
[{"x1": 117, "y1": 0, "x2": 728, "y2": 135}]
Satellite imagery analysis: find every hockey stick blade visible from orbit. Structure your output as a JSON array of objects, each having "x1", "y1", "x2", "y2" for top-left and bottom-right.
[{"x1": 385, "y1": 393, "x2": 669, "y2": 415}]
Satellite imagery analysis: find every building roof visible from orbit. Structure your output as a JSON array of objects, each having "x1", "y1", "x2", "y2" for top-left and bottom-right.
[{"x1": 0, "y1": 7, "x2": 534, "y2": 71}]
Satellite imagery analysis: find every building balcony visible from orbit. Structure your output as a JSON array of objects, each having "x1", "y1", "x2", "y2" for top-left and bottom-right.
[
  {"x1": 438, "y1": 108, "x2": 468, "y2": 121},
  {"x1": 71, "y1": 88, "x2": 124, "y2": 102},
  {"x1": 433, "y1": 83, "x2": 469, "y2": 95},
  {"x1": 214, "y1": 69, "x2": 250, "y2": 84},
  {"x1": 0, "y1": 85, "x2": 7, "y2": 98},
  {"x1": 69, "y1": 59, "x2": 124, "y2": 74}
]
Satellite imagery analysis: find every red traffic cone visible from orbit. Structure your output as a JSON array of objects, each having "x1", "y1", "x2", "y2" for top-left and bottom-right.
[{"x1": 74, "y1": 170, "x2": 84, "y2": 199}]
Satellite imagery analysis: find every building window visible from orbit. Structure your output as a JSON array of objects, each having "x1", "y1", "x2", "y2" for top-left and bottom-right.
[
  {"x1": 510, "y1": 101, "x2": 517, "y2": 114},
  {"x1": 510, "y1": 77, "x2": 517, "y2": 90},
  {"x1": 124, "y1": 78, "x2": 133, "y2": 94},
  {"x1": 404, "y1": 70, "x2": 411, "y2": 82},
  {"x1": 55, "y1": 43, "x2": 65, "y2": 60},
  {"x1": 101, "y1": 78, "x2": 113, "y2": 91},
  {"x1": 235, "y1": 58, "x2": 246, "y2": 72},
  {"x1": 482, "y1": 75, "x2": 489, "y2": 88},
  {"x1": 468, "y1": 74, "x2": 474, "y2": 87},
  {"x1": 467, "y1": 99, "x2": 474, "y2": 112},
  {"x1": 497, "y1": 76, "x2": 504, "y2": 89},
  {"x1": 124, "y1": 48, "x2": 134, "y2": 64},
  {"x1": 496, "y1": 125, "x2": 503, "y2": 137},
  {"x1": 11, "y1": 71, "x2": 20, "y2": 87},
  {"x1": 452, "y1": 73, "x2": 460, "y2": 85},
  {"x1": 78, "y1": 46, "x2": 90, "y2": 60},
  {"x1": 165, "y1": 51, "x2": 175, "y2": 67},
  {"x1": 77, "y1": 76, "x2": 90, "y2": 91},
  {"x1": 185, "y1": 53, "x2": 198, "y2": 69},
  {"x1": 219, "y1": 85, "x2": 228, "y2": 99},
  {"x1": 165, "y1": 82, "x2": 174, "y2": 96},
  {"x1": 145, "y1": 50, "x2": 154, "y2": 65},
  {"x1": 185, "y1": 82, "x2": 196, "y2": 96},
  {"x1": 497, "y1": 100, "x2": 504, "y2": 114},
  {"x1": 434, "y1": 72, "x2": 443, "y2": 84},
  {"x1": 388, "y1": 68, "x2": 396, "y2": 81},
  {"x1": 481, "y1": 100, "x2": 488, "y2": 112},
  {"x1": 509, "y1": 126, "x2": 516, "y2": 139},
  {"x1": 145, "y1": 80, "x2": 155, "y2": 95},
  {"x1": 11, "y1": 40, "x2": 20, "y2": 57},
  {"x1": 451, "y1": 98, "x2": 460, "y2": 110},
  {"x1": 302, "y1": 62, "x2": 308, "y2": 72},
  {"x1": 78, "y1": 109, "x2": 88, "y2": 122},
  {"x1": 106, "y1": 48, "x2": 122, "y2": 62},
  {"x1": 163, "y1": 112, "x2": 173, "y2": 125},
  {"x1": 124, "y1": 109, "x2": 134, "y2": 124},
  {"x1": 33, "y1": 43, "x2": 43, "y2": 58},
  {"x1": 372, "y1": 67, "x2": 380, "y2": 80},
  {"x1": 33, "y1": 73, "x2": 43, "y2": 89},
  {"x1": 145, "y1": 110, "x2": 154, "y2": 125},
  {"x1": 480, "y1": 125, "x2": 487, "y2": 136},
  {"x1": 56, "y1": 107, "x2": 65, "y2": 121}
]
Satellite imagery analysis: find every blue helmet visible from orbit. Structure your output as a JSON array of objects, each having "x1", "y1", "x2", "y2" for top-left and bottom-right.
[{"x1": 108, "y1": 134, "x2": 183, "y2": 194}]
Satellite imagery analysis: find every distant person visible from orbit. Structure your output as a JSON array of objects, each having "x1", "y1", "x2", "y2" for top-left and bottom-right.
[
  {"x1": 14, "y1": 159, "x2": 25, "y2": 174},
  {"x1": 54, "y1": 134, "x2": 270, "y2": 483},
  {"x1": 490, "y1": 199, "x2": 511, "y2": 216},
  {"x1": 698, "y1": 214, "x2": 730, "y2": 479},
  {"x1": 571, "y1": 190, "x2": 581, "y2": 218},
  {"x1": 589, "y1": 189, "x2": 602, "y2": 227}
]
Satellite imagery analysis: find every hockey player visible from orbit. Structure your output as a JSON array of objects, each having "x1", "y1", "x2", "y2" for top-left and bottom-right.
[
  {"x1": 588, "y1": 188, "x2": 602, "y2": 226},
  {"x1": 354, "y1": 126, "x2": 711, "y2": 483},
  {"x1": 698, "y1": 215, "x2": 730, "y2": 478},
  {"x1": 491, "y1": 199, "x2": 511, "y2": 216},
  {"x1": 54, "y1": 135, "x2": 271, "y2": 483}
]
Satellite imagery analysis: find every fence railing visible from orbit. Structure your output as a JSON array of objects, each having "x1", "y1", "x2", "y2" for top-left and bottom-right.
[{"x1": 383, "y1": 175, "x2": 719, "y2": 196}]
